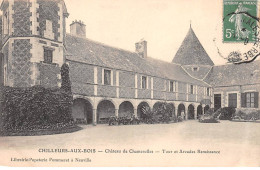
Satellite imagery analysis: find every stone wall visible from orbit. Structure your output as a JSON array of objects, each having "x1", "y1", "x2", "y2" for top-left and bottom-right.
[
  {"x1": 119, "y1": 71, "x2": 135, "y2": 87},
  {"x1": 69, "y1": 61, "x2": 94, "y2": 84},
  {"x1": 188, "y1": 94, "x2": 196, "y2": 102},
  {"x1": 119, "y1": 87, "x2": 135, "y2": 99},
  {"x1": 72, "y1": 82, "x2": 94, "y2": 96},
  {"x1": 153, "y1": 77, "x2": 165, "y2": 91},
  {"x1": 10, "y1": 39, "x2": 32, "y2": 87},
  {"x1": 166, "y1": 92, "x2": 177, "y2": 101},
  {"x1": 214, "y1": 84, "x2": 260, "y2": 109},
  {"x1": 37, "y1": 0, "x2": 60, "y2": 41},
  {"x1": 38, "y1": 62, "x2": 60, "y2": 88},
  {"x1": 138, "y1": 89, "x2": 151, "y2": 99},
  {"x1": 153, "y1": 90, "x2": 165, "y2": 100},
  {"x1": 97, "y1": 85, "x2": 117, "y2": 98},
  {"x1": 13, "y1": 0, "x2": 32, "y2": 36}
]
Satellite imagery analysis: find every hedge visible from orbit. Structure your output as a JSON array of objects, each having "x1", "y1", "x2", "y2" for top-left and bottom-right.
[
  {"x1": 0, "y1": 63, "x2": 75, "y2": 134},
  {"x1": 0, "y1": 86, "x2": 73, "y2": 132}
]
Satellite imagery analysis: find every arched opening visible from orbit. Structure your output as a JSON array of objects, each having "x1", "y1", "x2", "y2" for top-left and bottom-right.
[
  {"x1": 97, "y1": 100, "x2": 115, "y2": 124},
  {"x1": 72, "y1": 98, "x2": 93, "y2": 124},
  {"x1": 188, "y1": 104, "x2": 195, "y2": 120},
  {"x1": 197, "y1": 105, "x2": 203, "y2": 119},
  {"x1": 177, "y1": 104, "x2": 186, "y2": 119},
  {"x1": 137, "y1": 102, "x2": 150, "y2": 120},
  {"x1": 204, "y1": 105, "x2": 210, "y2": 114},
  {"x1": 168, "y1": 103, "x2": 175, "y2": 118},
  {"x1": 119, "y1": 101, "x2": 134, "y2": 118}
]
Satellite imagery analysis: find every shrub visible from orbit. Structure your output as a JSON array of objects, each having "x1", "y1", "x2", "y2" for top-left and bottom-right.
[
  {"x1": 61, "y1": 63, "x2": 72, "y2": 93},
  {"x1": 219, "y1": 107, "x2": 236, "y2": 120},
  {"x1": 153, "y1": 102, "x2": 175, "y2": 123}
]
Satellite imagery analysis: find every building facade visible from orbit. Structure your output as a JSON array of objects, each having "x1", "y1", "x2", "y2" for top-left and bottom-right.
[{"x1": 0, "y1": 0, "x2": 259, "y2": 126}]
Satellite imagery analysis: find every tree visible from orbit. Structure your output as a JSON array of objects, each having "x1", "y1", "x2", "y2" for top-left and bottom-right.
[{"x1": 61, "y1": 63, "x2": 71, "y2": 93}]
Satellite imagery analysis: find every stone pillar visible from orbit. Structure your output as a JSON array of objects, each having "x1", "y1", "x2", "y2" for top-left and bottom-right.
[
  {"x1": 202, "y1": 104, "x2": 205, "y2": 115},
  {"x1": 92, "y1": 109, "x2": 97, "y2": 126},
  {"x1": 115, "y1": 109, "x2": 119, "y2": 117},
  {"x1": 237, "y1": 92, "x2": 241, "y2": 109},
  {"x1": 194, "y1": 109, "x2": 197, "y2": 120},
  {"x1": 175, "y1": 107, "x2": 178, "y2": 117},
  {"x1": 134, "y1": 109, "x2": 138, "y2": 118}
]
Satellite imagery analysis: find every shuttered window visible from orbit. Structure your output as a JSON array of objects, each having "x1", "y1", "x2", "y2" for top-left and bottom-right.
[
  {"x1": 228, "y1": 93, "x2": 237, "y2": 108},
  {"x1": 241, "y1": 92, "x2": 259, "y2": 108}
]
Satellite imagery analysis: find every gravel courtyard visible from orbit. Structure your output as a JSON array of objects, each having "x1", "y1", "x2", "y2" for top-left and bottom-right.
[{"x1": 0, "y1": 120, "x2": 259, "y2": 167}]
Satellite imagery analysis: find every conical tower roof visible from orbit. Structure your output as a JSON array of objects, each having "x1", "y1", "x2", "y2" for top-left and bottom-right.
[{"x1": 172, "y1": 27, "x2": 214, "y2": 66}]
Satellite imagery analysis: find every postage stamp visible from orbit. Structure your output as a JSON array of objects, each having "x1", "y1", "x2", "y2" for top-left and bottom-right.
[
  {"x1": 223, "y1": 0, "x2": 258, "y2": 43},
  {"x1": 0, "y1": 0, "x2": 260, "y2": 168}
]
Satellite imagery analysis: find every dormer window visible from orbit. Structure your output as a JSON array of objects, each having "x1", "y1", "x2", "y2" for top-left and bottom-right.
[{"x1": 192, "y1": 67, "x2": 199, "y2": 72}]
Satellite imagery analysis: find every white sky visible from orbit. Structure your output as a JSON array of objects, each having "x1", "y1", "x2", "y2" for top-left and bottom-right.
[{"x1": 64, "y1": 0, "x2": 228, "y2": 65}]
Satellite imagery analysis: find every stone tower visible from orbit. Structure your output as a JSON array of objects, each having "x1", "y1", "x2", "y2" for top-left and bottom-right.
[
  {"x1": 172, "y1": 26, "x2": 214, "y2": 80},
  {"x1": 0, "y1": 0, "x2": 69, "y2": 88}
]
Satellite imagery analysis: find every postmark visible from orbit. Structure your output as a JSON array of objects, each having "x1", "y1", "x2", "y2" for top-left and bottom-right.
[{"x1": 213, "y1": 0, "x2": 260, "y2": 64}]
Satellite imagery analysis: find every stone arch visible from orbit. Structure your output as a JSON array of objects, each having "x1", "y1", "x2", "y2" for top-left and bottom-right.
[
  {"x1": 153, "y1": 102, "x2": 162, "y2": 111},
  {"x1": 72, "y1": 98, "x2": 93, "y2": 124},
  {"x1": 197, "y1": 105, "x2": 203, "y2": 119},
  {"x1": 177, "y1": 103, "x2": 186, "y2": 119},
  {"x1": 167, "y1": 103, "x2": 175, "y2": 118},
  {"x1": 137, "y1": 101, "x2": 151, "y2": 119},
  {"x1": 97, "y1": 100, "x2": 115, "y2": 124},
  {"x1": 119, "y1": 101, "x2": 134, "y2": 118},
  {"x1": 204, "y1": 105, "x2": 210, "y2": 114},
  {"x1": 188, "y1": 104, "x2": 195, "y2": 120}
]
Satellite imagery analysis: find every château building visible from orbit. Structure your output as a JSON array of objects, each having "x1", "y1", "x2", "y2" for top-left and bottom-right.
[{"x1": 0, "y1": 0, "x2": 259, "y2": 125}]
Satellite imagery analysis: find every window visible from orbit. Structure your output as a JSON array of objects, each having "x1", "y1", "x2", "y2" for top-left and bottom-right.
[
  {"x1": 169, "y1": 81, "x2": 174, "y2": 92},
  {"x1": 193, "y1": 67, "x2": 199, "y2": 72},
  {"x1": 3, "y1": 12, "x2": 9, "y2": 35},
  {"x1": 0, "y1": 54, "x2": 3, "y2": 86},
  {"x1": 228, "y1": 93, "x2": 237, "y2": 108},
  {"x1": 141, "y1": 76, "x2": 147, "y2": 89},
  {"x1": 104, "y1": 69, "x2": 111, "y2": 85},
  {"x1": 190, "y1": 85, "x2": 194, "y2": 94},
  {"x1": 43, "y1": 48, "x2": 53, "y2": 64},
  {"x1": 241, "y1": 92, "x2": 259, "y2": 108},
  {"x1": 206, "y1": 87, "x2": 210, "y2": 96}
]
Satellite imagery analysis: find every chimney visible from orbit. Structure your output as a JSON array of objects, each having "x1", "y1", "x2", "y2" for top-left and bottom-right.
[
  {"x1": 70, "y1": 20, "x2": 86, "y2": 38},
  {"x1": 135, "y1": 39, "x2": 147, "y2": 58}
]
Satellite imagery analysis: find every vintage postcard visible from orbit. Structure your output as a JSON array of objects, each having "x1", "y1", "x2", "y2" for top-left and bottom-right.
[{"x1": 0, "y1": 0, "x2": 259, "y2": 167}]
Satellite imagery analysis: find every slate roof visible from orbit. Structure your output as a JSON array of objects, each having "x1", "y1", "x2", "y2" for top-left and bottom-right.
[
  {"x1": 65, "y1": 34, "x2": 210, "y2": 86},
  {"x1": 172, "y1": 27, "x2": 214, "y2": 66},
  {"x1": 182, "y1": 65, "x2": 213, "y2": 80},
  {"x1": 204, "y1": 60, "x2": 260, "y2": 87}
]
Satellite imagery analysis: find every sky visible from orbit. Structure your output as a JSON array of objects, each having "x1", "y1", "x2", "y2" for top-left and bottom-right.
[{"x1": 64, "y1": 0, "x2": 229, "y2": 65}]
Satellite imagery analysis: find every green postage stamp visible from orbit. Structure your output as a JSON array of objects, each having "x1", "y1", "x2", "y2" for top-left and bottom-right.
[{"x1": 223, "y1": 0, "x2": 258, "y2": 43}]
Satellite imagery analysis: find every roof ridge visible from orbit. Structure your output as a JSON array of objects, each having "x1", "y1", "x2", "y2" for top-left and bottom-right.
[
  {"x1": 180, "y1": 65, "x2": 212, "y2": 87},
  {"x1": 212, "y1": 60, "x2": 260, "y2": 67},
  {"x1": 66, "y1": 33, "x2": 138, "y2": 55}
]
